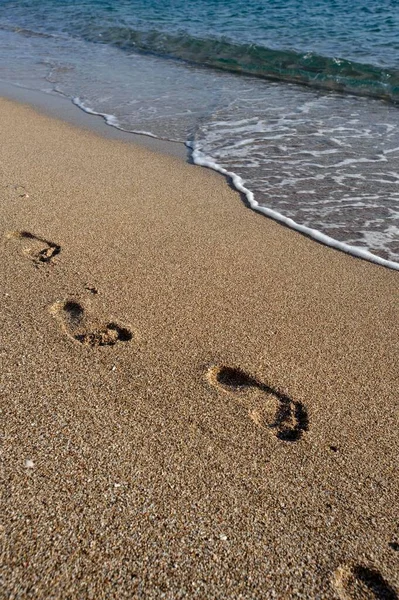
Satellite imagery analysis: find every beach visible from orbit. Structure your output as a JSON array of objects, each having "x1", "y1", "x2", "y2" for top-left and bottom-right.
[{"x1": 1, "y1": 97, "x2": 398, "y2": 598}]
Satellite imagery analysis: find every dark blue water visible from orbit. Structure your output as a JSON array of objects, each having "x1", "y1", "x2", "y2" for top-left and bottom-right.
[
  {"x1": 1, "y1": 0, "x2": 399, "y2": 267},
  {"x1": 2, "y1": 0, "x2": 399, "y2": 100}
]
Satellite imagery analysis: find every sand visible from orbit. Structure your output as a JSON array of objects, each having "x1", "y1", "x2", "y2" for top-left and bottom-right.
[{"x1": 1, "y1": 97, "x2": 398, "y2": 599}]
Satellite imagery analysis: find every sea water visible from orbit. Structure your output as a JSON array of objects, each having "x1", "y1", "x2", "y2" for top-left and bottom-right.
[{"x1": 1, "y1": 0, "x2": 398, "y2": 268}]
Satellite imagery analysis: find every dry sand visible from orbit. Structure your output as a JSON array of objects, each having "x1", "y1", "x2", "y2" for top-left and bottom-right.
[{"x1": 0, "y1": 97, "x2": 398, "y2": 599}]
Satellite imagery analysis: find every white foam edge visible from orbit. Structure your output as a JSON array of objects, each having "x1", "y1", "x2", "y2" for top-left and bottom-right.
[
  {"x1": 73, "y1": 96, "x2": 184, "y2": 142},
  {"x1": 187, "y1": 141, "x2": 399, "y2": 272},
  {"x1": 72, "y1": 97, "x2": 158, "y2": 138}
]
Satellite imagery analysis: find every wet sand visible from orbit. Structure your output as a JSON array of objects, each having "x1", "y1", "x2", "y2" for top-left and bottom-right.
[{"x1": 1, "y1": 97, "x2": 398, "y2": 599}]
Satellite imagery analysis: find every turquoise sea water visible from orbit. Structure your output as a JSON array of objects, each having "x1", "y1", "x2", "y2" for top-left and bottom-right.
[{"x1": 1, "y1": 0, "x2": 399, "y2": 265}]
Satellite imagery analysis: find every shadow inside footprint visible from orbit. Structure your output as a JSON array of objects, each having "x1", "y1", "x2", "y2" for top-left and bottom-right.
[
  {"x1": 215, "y1": 366, "x2": 259, "y2": 390},
  {"x1": 62, "y1": 300, "x2": 84, "y2": 326},
  {"x1": 207, "y1": 365, "x2": 308, "y2": 442},
  {"x1": 334, "y1": 564, "x2": 398, "y2": 600},
  {"x1": 6, "y1": 230, "x2": 61, "y2": 266},
  {"x1": 52, "y1": 300, "x2": 132, "y2": 347}
]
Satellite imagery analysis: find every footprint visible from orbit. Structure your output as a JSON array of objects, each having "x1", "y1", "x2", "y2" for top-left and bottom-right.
[
  {"x1": 6, "y1": 231, "x2": 61, "y2": 267},
  {"x1": 50, "y1": 300, "x2": 132, "y2": 347},
  {"x1": 334, "y1": 564, "x2": 398, "y2": 600},
  {"x1": 206, "y1": 365, "x2": 308, "y2": 441},
  {"x1": 84, "y1": 284, "x2": 99, "y2": 295},
  {"x1": 4, "y1": 184, "x2": 30, "y2": 200}
]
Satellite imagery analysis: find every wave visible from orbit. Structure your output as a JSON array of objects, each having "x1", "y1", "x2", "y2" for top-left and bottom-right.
[
  {"x1": 3, "y1": 20, "x2": 399, "y2": 103},
  {"x1": 0, "y1": 23, "x2": 56, "y2": 39},
  {"x1": 79, "y1": 25, "x2": 399, "y2": 104}
]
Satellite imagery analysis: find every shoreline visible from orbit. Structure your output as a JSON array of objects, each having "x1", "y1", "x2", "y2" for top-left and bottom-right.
[
  {"x1": 1, "y1": 96, "x2": 398, "y2": 598},
  {"x1": 0, "y1": 80, "x2": 187, "y2": 159},
  {"x1": 190, "y1": 142, "x2": 399, "y2": 272},
  {"x1": 2, "y1": 79, "x2": 398, "y2": 273}
]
